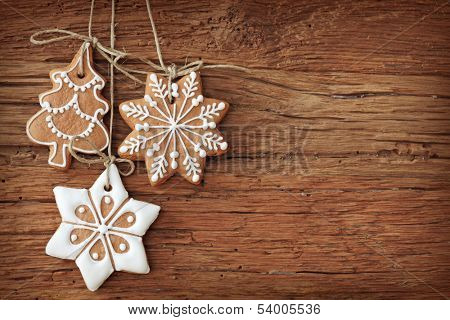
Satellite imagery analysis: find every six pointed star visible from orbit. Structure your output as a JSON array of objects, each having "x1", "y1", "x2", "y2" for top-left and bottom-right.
[
  {"x1": 46, "y1": 164, "x2": 160, "y2": 291},
  {"x1": 118, "y1": 71, "x2": 229, "y2": 186}
]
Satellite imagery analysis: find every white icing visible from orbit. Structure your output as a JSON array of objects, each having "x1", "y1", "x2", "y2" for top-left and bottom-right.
[
  {"x1": 46, "y1": 164, "x2": 161, "y2": 291},
  {"x1": 78, "y1": 207, "x2": 85, "y2": 214},
  {"x1": 119, "y1": 72, "x2": 229, "y2": 184},
  {"x1": 98, "y1": 224, "x2": 109, "y2": 234},
  {"x1": 104, "y1": 196, "x2": 111, "y2": 204},
  {"x1": 75, "y1": 236, "x2": 113, "y2": 291},
  {"x1": 107, "y1": 232, "x2": 149, "y2": 274},
  {"x1": 45, "y1": 114, "x2": 96, "y2": 140},
  {"x1": 46, "y1": 223, "x2": 95, "y2": 260},
  {"x1": 26, "y1": 43, "x2": 110, "y2": 168}
]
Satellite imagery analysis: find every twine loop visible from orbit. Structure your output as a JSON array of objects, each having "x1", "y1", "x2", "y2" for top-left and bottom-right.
[
  {"x1": 68, "y1": 136, "x2": 135, "y2": 188},
  {"x1": 31, "y1": 0, "x2": 248, "y2": 182}
]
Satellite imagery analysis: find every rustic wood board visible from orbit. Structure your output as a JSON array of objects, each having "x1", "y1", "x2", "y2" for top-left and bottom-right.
[{"x1": 1, "y1": 0, "x2": 450, "y2": 299}]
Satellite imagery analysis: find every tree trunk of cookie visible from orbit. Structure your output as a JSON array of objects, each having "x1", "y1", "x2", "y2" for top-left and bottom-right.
[{"x1": 48, "y1": 143, "x2": 71, "y2": 169}]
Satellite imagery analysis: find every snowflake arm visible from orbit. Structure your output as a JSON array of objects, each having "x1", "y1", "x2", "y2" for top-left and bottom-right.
[
  {"x1": 118, "y1": 71, "x2": 229, "y2": 186},
  {"x1": 46, "y1": 164, "x2": 160, "y2": 291}
]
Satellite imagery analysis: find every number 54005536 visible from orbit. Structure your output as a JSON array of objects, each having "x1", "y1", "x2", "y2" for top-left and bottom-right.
[{"x1": 257, "y1": 303, "x2": 320, "y2": 315}]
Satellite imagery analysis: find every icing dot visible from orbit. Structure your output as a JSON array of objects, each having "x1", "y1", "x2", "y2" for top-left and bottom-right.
[
  {"x1": 170, "y1": 151, "x2": 179, "y2": 159},
  {"x1": 104, "y1": 196, "x2": 111, "y2": 204},
  {"x1": 56, "y1": 132, "x2": 62, "y2": 138},
  {"x1": 45, "y1": 115, "x2": 52, "y2": 122},
  {"x1": 119, "y1": 146, "x2": 128, "y2": 153},
  {"x1": 127, "y1": 215, "x2": 134, "y2": 223},
  {"x1": 190, "y1": 72, "x2": 197, "y2": 80},
  {"x1": 78, "y1": 207, "x2": 85, "y2": 214},
  {"x1": 149, "y1": 73, "x2": 158, "y2": 83},
  {"x1": 218, "y1": 102, "x2": 225, "y2": 110},
  {"x1": 146, "y1": 149, "x2": 154, "y2": 157},
  {"x1": 119, "y1": 243, "x2": 126, "y2": 251},
  {"x1": 220, "y1": 142, "x2": 228, "y2": 150},
  {"x1": 171, "y1": 159, "x2": 178, "y2": 169},
  {"x1": 70, "y1": 234, "x2": 78, "y2": 242},
  {"x1": 121, "y1": 104, "x2": 130, "y2": 112},
  {"x1": 151, "y1": 173, "x2": 159, "y2": 182},
  {"x1": 135, "y1": 124, "x2": 143, "y2": 131},
  {"x1": 209, "y1": 122, "x2": 216, "y2": 129},
  {"x1": 192, "y1": 98, "x2": 199, "y2": 107},
  {"x1": 197, "y1": 95, "x2": 204, "y2": 103},
  {"x1": 47, "y1": 123, "x2": 52, "y2": 128},
  {"x1": 143, "y1": 123, "x2": 150, "y2": 131},
  {"x1": 199, "y1": 149, "x2": 206, "y2": 158},
  {"x1": 92, "y1": 252, "x2": 99, "y2": 260},
  {"x1": 192, "y1": 174, "x2": 200, "y2": 183},
  {"x1": 152, "y1": 143, "x2": 160, "y2": 152},
  {"x1": 171, "y1": 83, "x2": 178, "y2": 92},
  {"x1": 51, "y1": 128, "x2": 57, "y2": 133},
  {"x1": 201, "y1": 123, "x2": 208, "y2": 130}
]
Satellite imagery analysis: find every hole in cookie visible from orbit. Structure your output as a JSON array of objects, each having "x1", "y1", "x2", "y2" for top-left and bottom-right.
[
  {"x1": 77, "y1": 72, "x2": 85, "y2": 79},
  {"x1": 104, "y1": 184, "x2": 113, "y2": 192}
]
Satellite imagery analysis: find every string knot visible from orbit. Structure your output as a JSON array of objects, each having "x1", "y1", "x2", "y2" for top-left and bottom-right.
[
  {"x1": 104, "y1": 155, "x2": 116, "y2": 167},
  {"x1": 68, "y1": 136, "x2": 135, "y2": 177},
  {"x1": 167, "y1": 63, "x2": 177, "y2": 79},
  {"x1": 90, "y1": 36, "x2": 99, "y2": 48},
  {"x1": 166, "y1": 63, "x2": 178, "y2": 102}
]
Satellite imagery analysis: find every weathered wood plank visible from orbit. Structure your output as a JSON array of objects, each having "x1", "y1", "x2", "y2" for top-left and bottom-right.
[{"x1": 1, "y1": 0, "x2": 450, "y2": 299}]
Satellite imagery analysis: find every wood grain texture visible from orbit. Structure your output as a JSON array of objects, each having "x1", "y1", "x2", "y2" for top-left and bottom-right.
[{"x1": 1, "y1": 0, "x2": 450, "y2": 299}]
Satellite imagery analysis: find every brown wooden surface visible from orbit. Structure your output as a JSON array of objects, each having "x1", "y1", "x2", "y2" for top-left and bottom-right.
[{"x1": 1, "y1": 0, "x2": 450, "y2": 299}]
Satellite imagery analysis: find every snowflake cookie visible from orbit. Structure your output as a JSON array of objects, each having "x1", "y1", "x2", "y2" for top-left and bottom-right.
[
  {"x1": 46, "y1": 164, "x2": 160, "y2": 291},
  {"x1": 118, "y1": 71, "x2": 229, "y2": 186},
  {"x1": 26, "y1": 43, "x2": 109, "y2": 170}
]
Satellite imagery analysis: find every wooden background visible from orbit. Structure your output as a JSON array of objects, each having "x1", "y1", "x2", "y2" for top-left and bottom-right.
[{"x1": 0, "y1": 0, "x2": 449, "y2": 299}]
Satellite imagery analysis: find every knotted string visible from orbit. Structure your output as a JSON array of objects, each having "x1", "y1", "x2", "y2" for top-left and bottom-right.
[
  {"x1": 30, "y1": 0, "x2": 248, "y2": 92},
  {"x1": 31, "y1": 0, "x2": 248, "y2": 186},
  {"x1": 68, "y1": 138, "x2": 134, "y2": 176},
  {"x1": 66, "y1": 0, "x2": 134, "y2": 189}
]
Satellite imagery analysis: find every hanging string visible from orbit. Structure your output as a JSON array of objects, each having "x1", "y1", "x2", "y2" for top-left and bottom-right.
[
  {"x1": 67, "y1": 0, "x2": 135, "y2": 187},
  {"x1": 32, "y1": 0, "x2": 247, "y2": 183},
  {"x1": 30, "y1": 1, "x2": 249, "y2": 87}
]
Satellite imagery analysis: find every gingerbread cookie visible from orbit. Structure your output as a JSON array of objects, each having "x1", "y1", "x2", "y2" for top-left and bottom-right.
[
  {"x1": 26, "y1": 43, "x2": 110, "y2": 169},
  {"x1": 46, "y1": 164, "x2": 160, "y2": 291},
  {"x1": 118, "y1": 71, "x2": 229, "y2": 186}
]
